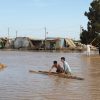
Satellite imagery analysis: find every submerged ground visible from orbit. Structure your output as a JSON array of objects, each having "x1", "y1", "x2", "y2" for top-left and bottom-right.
[{"x1": 0, "y1": 50, "x2": 100, "y2": 100}]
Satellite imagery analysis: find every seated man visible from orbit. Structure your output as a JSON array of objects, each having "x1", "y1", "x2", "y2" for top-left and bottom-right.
[
  {"x1": 61, "y1": 57, "x2": 72, "y2": 75},
  {"x1": 49, "y1": 61, "x2": 64, "y2": 73}
]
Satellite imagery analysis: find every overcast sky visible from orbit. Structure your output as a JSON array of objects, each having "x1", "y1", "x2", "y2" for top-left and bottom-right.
[{"x1": 0, "y1": 0, "x2": 92, "y2": 39}]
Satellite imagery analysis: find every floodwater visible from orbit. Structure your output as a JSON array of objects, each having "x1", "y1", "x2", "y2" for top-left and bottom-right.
[{"x1": 0, "y1": 50, "x2": 100, "y2": 100}]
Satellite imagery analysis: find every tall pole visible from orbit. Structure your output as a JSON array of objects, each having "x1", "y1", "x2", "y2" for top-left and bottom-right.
[
  {"x1": 8, "y1": 27, "x2": 10, "y2": 39},
  {"x1": 16, "y1": 30, "x2": 18, "y2": 38},
  {"x1": 44, "y1": 27, "x2": 47, "y2": 50}
]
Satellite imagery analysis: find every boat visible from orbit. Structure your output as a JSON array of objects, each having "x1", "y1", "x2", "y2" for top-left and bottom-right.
[{"x1": 29, "y1": 70, "x2": 84, "y2": 80}]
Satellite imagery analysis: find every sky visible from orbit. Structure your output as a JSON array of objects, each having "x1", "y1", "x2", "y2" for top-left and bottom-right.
[{"x1": 0, "y1": 0, "x2": 92, "y2": 39}]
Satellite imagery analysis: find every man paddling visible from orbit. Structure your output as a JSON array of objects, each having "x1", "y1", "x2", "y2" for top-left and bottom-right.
[
  {"x1": 49, "y1": 61, "x2": 64, "y2": 73},
  {"x1": 61, "y1": 57, "x2": 72, "y2": 75}
]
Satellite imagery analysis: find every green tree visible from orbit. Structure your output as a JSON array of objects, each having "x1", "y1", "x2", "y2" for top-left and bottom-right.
[{"x1": 80, "y1": 0, "x2": 100, "y2": 46}]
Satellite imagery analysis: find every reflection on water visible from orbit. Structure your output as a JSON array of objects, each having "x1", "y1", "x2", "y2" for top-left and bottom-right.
[{"x1": 0, "y1": 51, "x2": 100, "y2": 100}]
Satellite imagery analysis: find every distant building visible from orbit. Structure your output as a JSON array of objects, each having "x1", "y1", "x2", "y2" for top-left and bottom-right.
[
  {"x1": 45, "y1": 38, "x2": 63, "y2": 50},
  {"x1": 45, "y1": 37, "x2": 76, "y2": 50},
  {"x1": 5, "y1": 38, "x2": 14, "y2": 48},
  {"x1": 14, "y1": 37, "x2": 43, "y2": 50},
  {"x1": 0, "y1": 38, "x2": 4, "y2": 49},
  {"x1": 65, "y1": 38, "x2": 76, "y2": 48},
  {"x1": 0, "y1": 38, "x2": 13, "y2": 49}
]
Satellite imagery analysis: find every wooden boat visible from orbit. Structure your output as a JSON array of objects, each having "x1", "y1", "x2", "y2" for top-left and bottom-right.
[{"x1": 29, "y1": 70, "x2": 84, "y2": 80}]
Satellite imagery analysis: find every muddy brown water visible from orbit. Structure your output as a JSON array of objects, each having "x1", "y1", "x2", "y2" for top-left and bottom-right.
[{"x1": 0, "y1": 50, "x2": 100, "y2": 100}]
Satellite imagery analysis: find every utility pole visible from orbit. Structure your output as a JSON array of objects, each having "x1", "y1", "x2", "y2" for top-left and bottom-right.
[
  {"x1": 8, "y1": 27, "x2": 10, "y2": 39},
  {"x1": 44, "y1": 27, "x2": 47, "y2": 50},
  {"x1": 16, "y1": 30, "x2": 18, "y2": 38}
]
